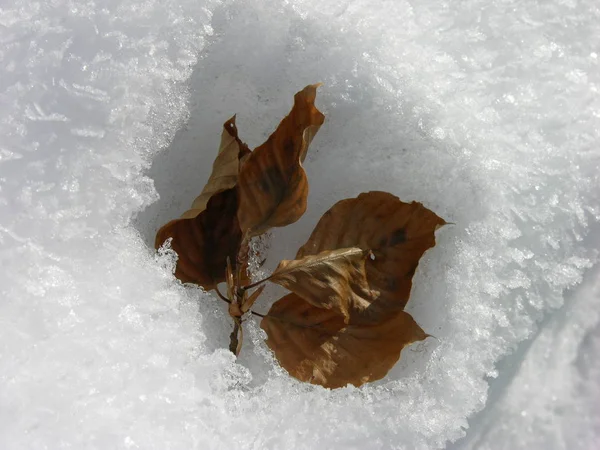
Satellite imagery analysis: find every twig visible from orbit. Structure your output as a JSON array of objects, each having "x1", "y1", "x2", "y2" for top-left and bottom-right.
[
  {"x1": 241, "y1": 276, "x2": 271, "y2": 292},
  {"x1": 228, "y1": 317, "x2": 245, "y2": 356},
  {"x1": 217, "y1": 282, "x2": 264, "y2": 318},
  {"x1": 214, "y1": 285, "x2": 231, "y2": 304}
]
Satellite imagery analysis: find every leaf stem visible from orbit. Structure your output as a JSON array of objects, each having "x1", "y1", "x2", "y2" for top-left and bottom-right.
[
  {"x1": 214, "y1": 285, "x2": 231, "y2": 304},
  {"x1": 241, "y1": 276, "x2": 271, "y2": 291}
]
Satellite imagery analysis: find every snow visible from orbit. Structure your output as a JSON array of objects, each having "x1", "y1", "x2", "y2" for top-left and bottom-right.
[
  {"x1": 452, "y1": 266, "x2": 600, "y2": 450},
  {"x1": 1, "y1": 0, "x2": 599, "y2": 448}
]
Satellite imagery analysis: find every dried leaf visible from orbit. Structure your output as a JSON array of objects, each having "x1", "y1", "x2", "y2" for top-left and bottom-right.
[
  {"x1": 297, "y1": 191, "x2": 446, "y2": 323},
  {"x1": 268, "y1": 247, "x2": 375, "y2": 323},
  {"x1": 226, "y1": 256, "x2": 235, "y2": 301},
  {"x1": 182, "y1": 116, "x2": 250, "y2": 219},
  {"x1": 261, "y1": 191, "x2": 444, "y2": 388},
  {"x1": 226, "y1": 257, "x2": 243, "y2": 317},
  {"x1": 155, "y1": 189, "x2": 243, "y2": 290},
  {"x1": 237, "y1": 84, "x2": 325, "y2": 237},
  {"x1": 261, "y1": 293, "x2": 426, "y2": 388},
  {"x1": 241, "y1": 284, "x2": 266, "y2": 314},
  {"x1": 154, "y1": 118, "x2": 251, "y2": 289}
]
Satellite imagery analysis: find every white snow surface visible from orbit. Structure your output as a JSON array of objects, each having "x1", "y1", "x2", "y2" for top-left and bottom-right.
[{"x1": 1, "y1": 0, "x2": 599, "y2": 448}]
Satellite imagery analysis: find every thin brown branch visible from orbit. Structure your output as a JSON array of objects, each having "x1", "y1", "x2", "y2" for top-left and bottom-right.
[
  {"x1": 228, "y1": 317, "x2": 243, "y2": 356},
  {"x1": 241, "y1": 276, "x2": 271, "y2": 292},
  {"x1": 214, "y1": 285, "x2": 231, "y2": 304}
]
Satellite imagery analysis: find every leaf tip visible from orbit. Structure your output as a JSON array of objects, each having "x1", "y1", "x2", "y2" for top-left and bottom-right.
[
  {"x1": 296, "y1": 83, "x2": 324, "y2": 109},
  {"x1": 223, "y1": 115, "x2": 239, "y2": 136},
  {"x1": 435, "y1": 220, "x2": 452, "y2": 231}
]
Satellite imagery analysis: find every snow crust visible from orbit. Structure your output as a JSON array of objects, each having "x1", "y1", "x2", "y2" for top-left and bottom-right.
[
  {"x1": 1, "y1": 0, "x2": 599, "y2": 448},
  {"x1": 453, "y1": 267, "x2": 600, "y2": 450}
]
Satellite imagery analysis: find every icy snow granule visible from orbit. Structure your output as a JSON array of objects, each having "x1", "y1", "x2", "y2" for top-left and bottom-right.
[{"x1": 1, "y1": 0, "x2": 599, "y2": 449}]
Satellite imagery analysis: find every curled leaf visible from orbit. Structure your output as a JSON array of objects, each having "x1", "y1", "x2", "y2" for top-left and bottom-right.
[
  {"x1": 261, "y1": 191, "x2": 445, "y2": 388},
  {"x1": 297, "y1": 191, "x2": 446, "y2": 323},
  {"x1": 155, "y1": 189, "x2": 242, "y2": 290},
  {"x1": 261, "y1": 293, "x2": 426, "y2": 389},
  {"x1": 155, "y1": 118, "x2": 250, "y2": 289},
  {"x1": 237, "y1": 84, "x2": 325, "y2": 237},
  {"x1": 268, "y1": 247, "x2": 375, "y2": 323},
  {"x1": 182, "y1": 116, "x2": 250, "y2": 219},
  {"x1": 241, "y1": 284, "x2": 266, "y2": 314}
]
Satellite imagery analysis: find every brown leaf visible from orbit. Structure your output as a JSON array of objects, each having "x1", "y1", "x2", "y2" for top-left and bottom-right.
[
  {"x1": 155, "y1": 117, "x2": 252, "y2": 290},
  {"x1": 296, "y1": 191, "x2": 446, "y2": 323},
  {"x1": 261, "y1": 293, "x2": 427, "y2": 388},
  {"x1": 226, "y1": 256, "x2": 243, "y2": 317},
  {"x1": 268, "y1": 247, "x2": 375, "y2": 323},
  {"x1": 181, "y1": 116, "x2": 251, "y2": 219},
  {"x1": 261, "y1": 191, "x2": 445, "y2": 388},
  {"x1": 241, "y1": 284, "x2": 266, "y2": 314},
  {"x1": 155, "y1": 189, "x2": 243, "y2": 290},
  {"x1": 237, "y1": 84, "x2": 325, "y2": 237}
]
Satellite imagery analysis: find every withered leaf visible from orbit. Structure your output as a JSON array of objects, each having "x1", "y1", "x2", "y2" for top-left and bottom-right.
[
  {"x1": 297, "y1": 191, "x2": 446, "y2": 323},
  {"x1": 155, "y1": 118, "x2": 250, "y2": 290},
  {"x1": 155, "y1": 189, "x2": 243, "y2": 290},
  {"x1": 241, "y1": 284, "x2": 266, "y2": 314},
  {"x1": 268, "y1": 247, "x2": 375, "y2": 323},
  {"x1": 261, "y1": 191, "x2": 445, "y2": 388},
  {"x1": 261, "y1": 293, "x2": 427, "y2": 389},
  {"x1": 237, "y1": 84, "x2": 325, "y2": 238},
  {"x1": 182, "y1": 116, "x2": 251, "y2": 219}
]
